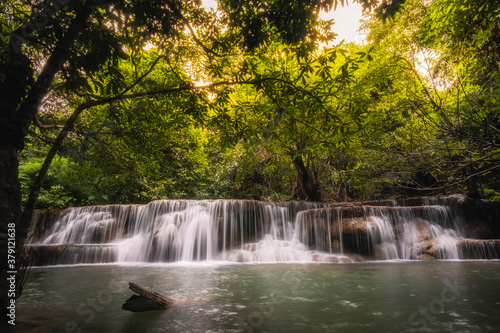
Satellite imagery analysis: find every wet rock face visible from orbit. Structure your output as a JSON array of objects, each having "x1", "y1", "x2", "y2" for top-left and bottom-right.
[
  {"x1": 338, "y1": 216, "x2": 373, "y2": 255},
  {"x1": 373, "y1": 243, "x2": 397, "y2": 260},
  {"x1": 417, "y1": 254, "x2": 436, "y2": 261},
  {"x1": 296, "y1": 207, "x2": 374, "y2": 255},
  {"x1": 410, "y1": 220, "x2": 437, "y2": 260},
  {"x1": 28, "y1": 244, "x2": 118, "y2": 266},
  {"x1": 461, "y1": 200, "x2": 500, "y2": 239},
  {"x1": 90, "y1": 221, "x2": 126, "y2": 243},
  {"x1": 339, "y1": 217, "x2": 373, "y2": 235},
  {"x1": 29, "y1": 209, "x2": 63, "y2": 242}
]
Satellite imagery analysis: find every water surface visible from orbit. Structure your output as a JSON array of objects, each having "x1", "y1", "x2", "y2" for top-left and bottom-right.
[{"x1": 14, "y1": 261, "x2": 500, "y2": 332}]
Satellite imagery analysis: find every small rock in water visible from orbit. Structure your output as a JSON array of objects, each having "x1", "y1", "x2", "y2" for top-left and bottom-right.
[{"x1": 417, "y1": 254, "x2": 436, "y2": 261}]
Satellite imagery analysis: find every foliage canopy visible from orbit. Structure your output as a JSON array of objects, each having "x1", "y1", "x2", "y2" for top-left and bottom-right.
[{"x1": 2, "y1": 0, "x2": 499, "y2": 210}]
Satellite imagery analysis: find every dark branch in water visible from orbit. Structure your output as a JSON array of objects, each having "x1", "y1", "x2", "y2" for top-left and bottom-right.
[{"x1": 122, "y1": 282, "x2": 175, "y2": 312}]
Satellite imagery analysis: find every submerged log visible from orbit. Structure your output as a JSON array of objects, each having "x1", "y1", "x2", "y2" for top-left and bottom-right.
[{"x1": 122, "y1": 282, "x2": 175, "y2": 312}]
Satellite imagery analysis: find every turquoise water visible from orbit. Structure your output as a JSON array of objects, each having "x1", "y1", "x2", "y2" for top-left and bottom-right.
[{"x1": 13, "y1": 261, "x2": 500, "y2": 332}]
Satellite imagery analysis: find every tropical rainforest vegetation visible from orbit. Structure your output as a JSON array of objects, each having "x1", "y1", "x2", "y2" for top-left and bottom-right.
[
  {"x1": 1, "y1": 0, "x2": 499, "y2": 318},
  {"x1": 6, "y1": 0, "x2": 499, "y2": 210}
]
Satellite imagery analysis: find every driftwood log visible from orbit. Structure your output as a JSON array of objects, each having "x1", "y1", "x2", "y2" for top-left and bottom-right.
[{"x1": 122, "y1": 282, "x2": 175, "y2": 312}]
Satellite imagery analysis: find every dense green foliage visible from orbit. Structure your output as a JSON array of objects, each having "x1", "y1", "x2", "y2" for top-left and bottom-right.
[
  {"x1": 7, "y1": 0, "x2": 500, "y2": 208},
  {"x1": 361, "y1": 0, "x2": 500, "y2": 199}
]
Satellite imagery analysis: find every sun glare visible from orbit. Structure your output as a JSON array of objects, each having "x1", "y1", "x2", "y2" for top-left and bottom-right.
[
  {"x1": 320, "y1": 2, "x2": 365, "y2": 44},
  {"x1": 202, "y1": 0, "x2": 218, "y2": 10}
]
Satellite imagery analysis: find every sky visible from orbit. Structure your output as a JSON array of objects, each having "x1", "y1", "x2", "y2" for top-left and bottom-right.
[
  {"x1": 201, "y1": 0, "x2": 364, "y2": 44},
  {"x1": 323, "y1": 2, "x2": 365, "y2": 44}
]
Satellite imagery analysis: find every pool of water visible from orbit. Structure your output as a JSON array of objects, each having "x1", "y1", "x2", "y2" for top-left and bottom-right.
[{"x1": 13, "y1": 261, "x2": 500, "y2": 332}]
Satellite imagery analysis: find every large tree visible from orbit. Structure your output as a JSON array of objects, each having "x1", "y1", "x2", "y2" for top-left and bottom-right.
[{"x1": 209, "y1": 40, "x2": 401, "y2": 201}]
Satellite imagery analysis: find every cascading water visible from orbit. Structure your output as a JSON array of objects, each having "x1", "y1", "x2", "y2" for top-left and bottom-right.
[
  {"x1": 30, "y1": 200, "x2": 325, "y2": 265},
  {"x1": 366, "y1": 205, "x2": 464, "y2": 260},
  {"x1": 295, "y1": 204, "x2": 468, "y2": 261},
  {"x1": 28, "y1": 198, "x2": 500, "y2": 265}
]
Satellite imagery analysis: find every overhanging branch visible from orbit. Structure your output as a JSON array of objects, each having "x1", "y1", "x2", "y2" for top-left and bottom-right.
[{"x1": 164, "y1": 0, "x2": 220, "y2": 58}]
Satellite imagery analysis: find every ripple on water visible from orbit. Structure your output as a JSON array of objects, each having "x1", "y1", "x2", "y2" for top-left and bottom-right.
[{"x1": 339, "y1": 300, "x2": 360, "y2": 308}]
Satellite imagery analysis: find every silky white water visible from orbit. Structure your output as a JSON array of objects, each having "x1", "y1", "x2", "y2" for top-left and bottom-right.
[{"x1": 29, "y1": 199, "x2": 495, "y2": 265}]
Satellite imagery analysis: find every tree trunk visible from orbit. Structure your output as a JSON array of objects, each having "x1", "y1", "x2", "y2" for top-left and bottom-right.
[
  {"x1": 466, "y1": 165, "x2": 480, "y2": 199},
  {"x1": 291, "y1": 154, "x2": 321, "y2": 202},
  {"x1": 122, "y1": 282, "x2": 175, "y2": 312},
  {"x1": 0, "y1": 145, "x2": 22, "y2": 325},
  {"x1": 0, "y1": 48, "x2": 32, "y2": 327},
  {"x1": 14, "y1": 1, "x2": 96, "y2": 150}
]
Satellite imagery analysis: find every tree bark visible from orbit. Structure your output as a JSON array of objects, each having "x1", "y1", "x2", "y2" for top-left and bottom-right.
[
  {"x1": 291, "y1": 154, "x2": 321, "y2": 202},
  {"x1": 15, "y1": 1, "x2": 96, "y2": 150},
  {"x1": 122, "y1": 282, "x2": 175, "y2": 312},
  {"x1": 466, "y1": 165, "x2": 480, "y2": 199},
  {"x1": 0, "y1": 145, "x2": 22, "y2": 325}
]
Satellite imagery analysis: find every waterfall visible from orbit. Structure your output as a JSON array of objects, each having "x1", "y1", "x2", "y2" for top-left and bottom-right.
[
  {"x1": 367, "y1": 205, "x2": 463, "y2": 260},
  {"x1": 27, "y1": 198, "x2": 500, "y2": 265}
]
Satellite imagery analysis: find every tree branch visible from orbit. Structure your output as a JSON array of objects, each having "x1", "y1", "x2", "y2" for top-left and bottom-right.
[
  {"x1": 164, "y1": 0, "x2": 220, "y2": 58},
  {"x1": 119, "y1": 56, "x2": 166, "y2": 96},
  {"x1": 15, "y1": 0, "x2": 96, "y2": 151}
]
